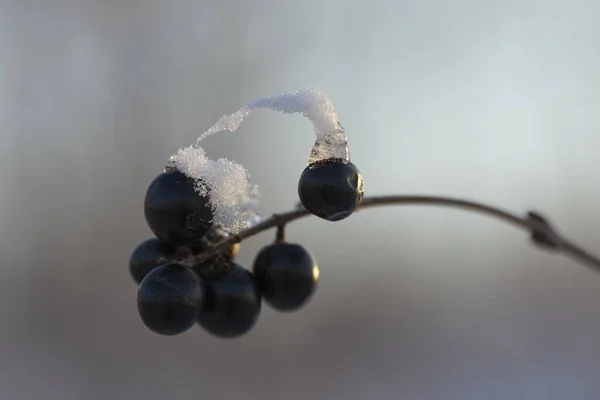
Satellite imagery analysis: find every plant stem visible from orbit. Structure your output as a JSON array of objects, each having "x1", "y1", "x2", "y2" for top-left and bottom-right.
[
  {"x1": 191, "y1": 195, "x2": 600, "y2": 274},
  {"x1": 275, "y1": 224, "x2": 286, "y2": 243}
]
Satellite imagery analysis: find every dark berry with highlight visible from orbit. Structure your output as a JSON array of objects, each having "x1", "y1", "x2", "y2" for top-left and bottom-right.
[
  {"x1": 198, "y1": 263, "x2": 262, "y2": 338},
  {"x1": 129, "y1": 238, "x2": 176, "y2": 284},
  {"x1": 144, "y1": 169, "x2": 214, "y2": 245},
  {"x1": 253, "y1": 242, "x2": 318, "y2": 312},
  {"x1": 298, "y1": 159, "x2": 363, "y2": 221},
  {"x1": 137, "y1": 263, "x2": 204, "y2": 336}
]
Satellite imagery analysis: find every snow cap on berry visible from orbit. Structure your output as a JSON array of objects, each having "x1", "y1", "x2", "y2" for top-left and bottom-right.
[
  {"x1": 196, "y1": 88, "x2": 349, "y2": 164},
  {"x1": 167, "y1": 146, "x2": 261, "y2": 234}
]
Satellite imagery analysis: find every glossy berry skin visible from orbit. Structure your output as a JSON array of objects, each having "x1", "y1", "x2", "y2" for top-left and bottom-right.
[
  {"x1": 137, "y1": 263, "x2": 204, "y2": 336},
  {"x1": 298, "y1": 160, "x2": 364, "y2": 221},
  {"x1": 129, "y1": 238, "x2": 176, "y2": 284},
  {"x1": 144, "y1": 170, "x2": 214, "y2": 246},
  {"x1": 198, "y1": 264, "x2": 262, "y2": 338},
  {"x1": 253, "y1": 242, "x2": 319, "y2": 312}
]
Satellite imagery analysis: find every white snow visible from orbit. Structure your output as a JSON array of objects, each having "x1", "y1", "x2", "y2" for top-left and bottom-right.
[
  {"x1": 166, "y1": 88, "x2": 349, "y2": 233},
  {"x1": 167, "y1": 146, "x2": 262, "y2": 233},
  {"x1": 197, "y1": 87, "x2": 345, "y2": 141}
]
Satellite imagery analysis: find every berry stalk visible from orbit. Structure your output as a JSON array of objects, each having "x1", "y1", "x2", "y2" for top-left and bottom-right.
[{"x1": 189, "y1": 194, "x2": 600, "y2": 274}]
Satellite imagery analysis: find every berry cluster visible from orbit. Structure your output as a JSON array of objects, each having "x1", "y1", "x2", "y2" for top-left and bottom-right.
[
  {"x1": 127, "y1": 78, "x2": 600, "y2": 344},
  {"x1": 130, "y1": 157, "x2": 364, "y2": 338}
]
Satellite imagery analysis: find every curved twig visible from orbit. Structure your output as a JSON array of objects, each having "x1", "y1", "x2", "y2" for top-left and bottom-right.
[{"x1": 190, "y1": 195, "x2": 600, "y2": 274}]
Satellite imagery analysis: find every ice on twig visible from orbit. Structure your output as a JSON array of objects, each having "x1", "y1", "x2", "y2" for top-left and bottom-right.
[
  {"x1": 197, "y1": 88, "x2": 350, "y2": 164},
  {"x1": 167, "y1": 146, "x2": 262, "y2": 233}
]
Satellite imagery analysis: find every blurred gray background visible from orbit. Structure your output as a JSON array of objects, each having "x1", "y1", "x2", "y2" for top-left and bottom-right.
[{"x1": 1, "y1": 0, "x2": 600, "y2": 399}]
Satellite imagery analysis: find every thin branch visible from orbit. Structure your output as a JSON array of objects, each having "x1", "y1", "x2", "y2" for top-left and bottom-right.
[{"x1": 191, "y1": 195, "x2": 600, "y2": 274}]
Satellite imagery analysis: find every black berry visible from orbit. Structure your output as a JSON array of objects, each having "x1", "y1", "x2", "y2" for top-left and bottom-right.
[
  {"x1": 137, "y1": 263, "x2": 204, "y2": 336},
  {"x1": 298, "y1": 159, "x2": 363, "y2": 221},
  {"x1": 253, "y1": 242, "x2": 319, "y2": 312},
  {"x1": 198, "y1": 263, "x2": 262, "y2": 338},
  {"x1": 129, "y1": 238, "x2": 176, "y2": 284},
  {"x1": 144, "y1": 169, "x2": 214, "y2": 246}
]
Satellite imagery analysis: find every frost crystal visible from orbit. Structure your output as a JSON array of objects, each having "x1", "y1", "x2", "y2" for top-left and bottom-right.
[
  {"x1": 167, "y1": 146, "x2": 262, "y2": 233},
  {"x1": 197, "y1": 88, "x2": 349, "y2": 164}
]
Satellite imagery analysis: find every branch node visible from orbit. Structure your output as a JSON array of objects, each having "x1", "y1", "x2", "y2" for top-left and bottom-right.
[{"x1": 526, "y1": 211, "x2": 562, "y2": 250}]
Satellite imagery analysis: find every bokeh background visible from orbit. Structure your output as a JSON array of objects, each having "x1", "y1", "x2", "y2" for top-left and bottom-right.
[{"x1": 2, "y1": 0, "x2": 600, "y2": 399}]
